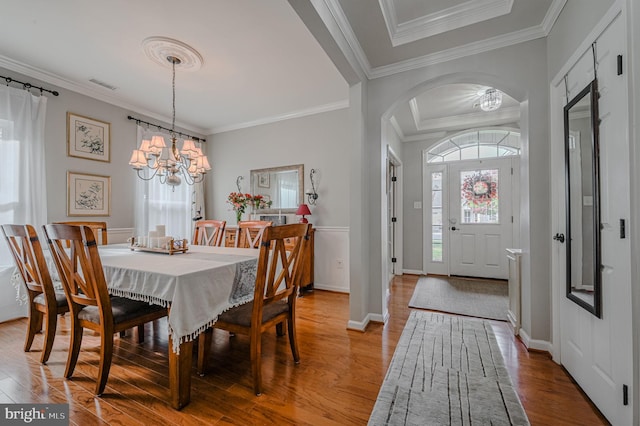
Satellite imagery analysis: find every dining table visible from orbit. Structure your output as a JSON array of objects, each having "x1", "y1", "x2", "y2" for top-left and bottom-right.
[{"x1": 96, "y1": 243, "x2": 259, "y2": 409}]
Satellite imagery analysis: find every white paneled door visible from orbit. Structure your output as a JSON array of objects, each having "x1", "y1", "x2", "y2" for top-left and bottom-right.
[
  {"x1": 554, "y1": 12, "x2": 632, "y2": 425},
  {"x1": 448, "y1": 158, "x2": 513, "y2": 279}
]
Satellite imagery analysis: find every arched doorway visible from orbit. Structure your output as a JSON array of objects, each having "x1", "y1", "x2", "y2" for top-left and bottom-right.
[{"x1": 379, "y1": 77, "x2": 525, "y2": 322}]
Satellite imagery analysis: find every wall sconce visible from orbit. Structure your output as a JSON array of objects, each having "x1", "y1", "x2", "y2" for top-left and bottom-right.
[
  {"x1": 236, "y1": 175, "x2": 243, "y2": 193},
  {"x1": 306, "y1": 168, "x2": 319, "y2": 205}
]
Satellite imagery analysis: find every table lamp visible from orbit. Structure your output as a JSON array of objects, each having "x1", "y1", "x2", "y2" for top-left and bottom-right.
[{"x1": 295, "y1": 204, "x2": 312, "y2": 223}]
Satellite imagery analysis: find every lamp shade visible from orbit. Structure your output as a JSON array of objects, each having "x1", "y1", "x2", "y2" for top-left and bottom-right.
[
  {"x1": 296, "y1": 204, "x2": 311, "y2": 216},
  {"x1": 296, "y1": 204, "x2": 311, "y2": 223}
]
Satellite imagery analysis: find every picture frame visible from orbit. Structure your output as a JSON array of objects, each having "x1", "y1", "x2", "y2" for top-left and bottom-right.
[
  {"x1": 67, "y1": 112, "x2": 111, "y2": 162},
  {"x1": 258, "y1": 172, "x2": 270, "y2": 188},
  {"x1": 67, "y1": 171, "x2": 111, "y2": 216}
]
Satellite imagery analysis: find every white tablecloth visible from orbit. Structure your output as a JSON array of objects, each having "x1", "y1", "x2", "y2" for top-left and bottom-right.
[{"x1": 98, "y1": 244, "x2": 259, "y2": 353}]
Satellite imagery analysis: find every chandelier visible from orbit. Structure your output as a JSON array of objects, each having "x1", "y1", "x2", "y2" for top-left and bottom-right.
[
  {"x1": 480, "y1": 88, "x2": 502, "y2": 112},
  {"x1": 129, "y1": 48, "x2": 210, "y2": 187}
]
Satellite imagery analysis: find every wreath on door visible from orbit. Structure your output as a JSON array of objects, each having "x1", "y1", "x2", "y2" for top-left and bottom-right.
[{"x1": 462, "y1": 172, "x2": 497, "y2": 207}]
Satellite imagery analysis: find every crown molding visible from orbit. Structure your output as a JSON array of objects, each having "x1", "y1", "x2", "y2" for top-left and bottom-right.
[
  {"x1": 402, "y1": 131, "x2": 447, "y2": 143},
  {"x1": 324, "y1": 1, "x2": 557, "y2": 80},
  {"x1": 388, "y1": 115, "x2": 405, "y2": 140},
  {"x1": 409, "y1": 97, "x2": 421, "y2": 129},
  {"x1": 0, "y1": 54, "x2": 208, "y2": 135},
  {"x1": 414, "y1": 106, "x2": 520, "y2": 132},
  {"x1": 208, "y1": 99, "x2": 349, "y2": 134},
  {"x1": 379, "y1": 0, "x2": 514, "y2": 47},
  {"x1": 541, "y1": 0, "x2": 567, "y2": 35},
  {"x1": 312, "y1": 0, "x2": 369, "y2": 81},
  {"x1": 369, "y1": 25, "x2": 546, "y2": 79}
]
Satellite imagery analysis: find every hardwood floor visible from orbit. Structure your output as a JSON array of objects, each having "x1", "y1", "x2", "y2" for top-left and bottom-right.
[{"x1": 0, "y1": 274, "x2": 608, "y2": 425}]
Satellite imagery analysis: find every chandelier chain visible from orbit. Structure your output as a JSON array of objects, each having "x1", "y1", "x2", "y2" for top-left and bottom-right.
[{"x1": 171, "y1": 57, "x2": 176, "y2": 137}]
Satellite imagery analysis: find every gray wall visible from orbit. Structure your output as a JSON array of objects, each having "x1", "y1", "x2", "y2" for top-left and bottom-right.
[
  {"x1": 0, "y1": 66, "x2": 203, "y2": 231},
  {"x1": 547, "y1": 0, "x2": 616, "y2": 79},
  {"x1": 366, "y1": 38, "x2": 551, "y2": 341},
  {"x1": 205, "y1": 108, "x2": 351, "y2": 227}
]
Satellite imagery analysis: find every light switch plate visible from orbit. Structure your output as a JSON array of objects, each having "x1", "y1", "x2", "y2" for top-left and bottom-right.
[{"x1": 414, "y1": 201, "x2": 422, "y2": 209}]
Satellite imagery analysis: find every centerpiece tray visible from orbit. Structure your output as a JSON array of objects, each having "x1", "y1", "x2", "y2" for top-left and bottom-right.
[{"x1": 129, "y1": 238, "x2": 189, "y2": 255}]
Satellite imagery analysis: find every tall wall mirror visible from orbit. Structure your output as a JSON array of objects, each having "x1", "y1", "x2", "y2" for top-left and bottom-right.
[
  {"x1": 250, "y1": 164, "x2": 304, "y2": 214},
  {"x1": 563, "y1": 79, "x2": 601, "y2": 317}
]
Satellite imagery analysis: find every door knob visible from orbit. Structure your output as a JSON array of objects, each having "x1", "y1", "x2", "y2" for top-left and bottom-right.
[
  {"x1": 451, "y1": 226, "x2": 458, "y2": 231},
  {"x1": 553, "y1": 233, "x2": 565, "y2": 243}
]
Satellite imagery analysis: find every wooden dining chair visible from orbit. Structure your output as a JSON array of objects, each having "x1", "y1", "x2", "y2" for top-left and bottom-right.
[
  {"x1": 54, "y1": 221, "x2": 108, "y2": 245},
  {"x1": 192, "y1": 219, "x2": 226, "y2": 246},
  {"x1": 1, "y1": 224, "x2": 70, "y2": 364},
  {"x1": 235, "y1": 220, "x2": 273, "y2": 248},
  {"x1": 43, "y1": 223, "x2": 168, "y2": 396},
  {"x1": 198, "y1": 223, "x2": 310, "y2": 395}
]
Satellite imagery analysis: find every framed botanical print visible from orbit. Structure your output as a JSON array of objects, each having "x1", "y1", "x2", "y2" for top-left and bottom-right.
[
  {"x1": 67, "y1": 171, "x2": 111, "y2": 216},
  {"x1": 67, "y1": 112, "x2": 111, "y2": 162}
]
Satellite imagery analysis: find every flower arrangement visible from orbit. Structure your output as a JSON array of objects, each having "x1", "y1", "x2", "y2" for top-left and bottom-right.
[
  {"x1": 227, "y1": 192, "x2": 273, "y2": 223},
  {"x1": 248, "y1": 194, "x2": 272, "y2": 211},
  {"x1": 227, "y1": 192, "x2": 250, "y2": 223}
]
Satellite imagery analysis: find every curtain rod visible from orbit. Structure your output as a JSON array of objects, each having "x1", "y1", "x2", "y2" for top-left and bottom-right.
[
  {"x1": 127, "y1": 115, "x2": 206, "y2": 142},
  {"x1": 1, "y1": 75, "x2": 59, "y2": 96}
]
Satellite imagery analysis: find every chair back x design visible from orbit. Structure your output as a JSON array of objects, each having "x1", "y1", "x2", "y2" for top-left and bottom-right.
[
  {"x1": 1, "y1": 224, "x2": 69, "y2": 364},
  {"x1": 198, "y1": 223, "x2": 310, "y2": 395},
  {"x1": 53, "y1": 221, "x2": 108, "y2": 245},
  {"x1": 192, "y1": 220, "x2": 226, "y2": 247},
  {"x1": 235, "y1": 220, "x2": 272, "y2": 248},
  {"x1": 43, "y1": 223, "x2": 167, "y2": 396}
]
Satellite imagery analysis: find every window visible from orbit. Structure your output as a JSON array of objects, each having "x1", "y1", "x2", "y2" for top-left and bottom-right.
[
  {"x1": 0, "y1": 87, "x2": 48, "y2": 322},
  {"x1": 431, "y1": 172, "x2": 443, "y2": 262},
  {"x1": 133, "y1": 127, "x2": 201, "y2": 240},
  {"x1": 427, "y1": 129, "x2": 520, "y2": 163}
]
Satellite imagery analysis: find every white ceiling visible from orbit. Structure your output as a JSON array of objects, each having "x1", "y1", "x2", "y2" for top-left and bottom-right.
[{"x1": 0, "y1": 0, "x2": 563, "y2": 138}]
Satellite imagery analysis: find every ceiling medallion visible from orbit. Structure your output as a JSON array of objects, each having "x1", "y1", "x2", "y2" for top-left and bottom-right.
[{"x1": 142, "y1": 36, "x2": 203, "y2": 71}]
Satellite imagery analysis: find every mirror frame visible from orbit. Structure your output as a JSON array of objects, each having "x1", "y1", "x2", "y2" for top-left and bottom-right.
[
  {"x1": 563, "y1": 78, "x2": 601, "y2": 318},
  {"x1": 250, "y1": 164, "x2": 304, "y2": 214}
]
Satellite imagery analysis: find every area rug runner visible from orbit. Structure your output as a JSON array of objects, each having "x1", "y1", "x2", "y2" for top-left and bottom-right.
[
  {"x1": 368, "y1": 311, "x2": 529, "y2": 426},
  {"x1": 409, "y1": 276, "x2": 508, "y2": 321}
]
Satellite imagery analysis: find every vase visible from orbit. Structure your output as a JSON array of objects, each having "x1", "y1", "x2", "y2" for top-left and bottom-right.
[{"x1": 236, "y1": 210, "x2": 243, "y2": 224}]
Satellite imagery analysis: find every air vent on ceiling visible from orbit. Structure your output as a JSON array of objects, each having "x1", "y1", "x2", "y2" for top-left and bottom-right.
[{"x1": 89, "y1": 78, "x2": 117, "y2": 91}]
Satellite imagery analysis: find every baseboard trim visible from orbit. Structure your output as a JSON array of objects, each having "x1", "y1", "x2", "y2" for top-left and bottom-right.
[
  {"x1": 347, "y1": 312, "x2": 385, "y2": 332},
  {"x1": 402, "y1": 269, "x2": 424, "y2": 275},
  {"x1": 519, "y1": 329, "x2": 552, "y2": 353},
  {"x1": 314, "y1": 283, "x2": 349, "y2": 293}
]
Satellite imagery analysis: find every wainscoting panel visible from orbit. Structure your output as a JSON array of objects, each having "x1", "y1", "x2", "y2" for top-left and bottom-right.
[
  {"x1": 313, "y1": 226, "x2": 349, "y2": 293},
  {"x1": 107, "y1": 228, "x2": 135, "y2": 244}
]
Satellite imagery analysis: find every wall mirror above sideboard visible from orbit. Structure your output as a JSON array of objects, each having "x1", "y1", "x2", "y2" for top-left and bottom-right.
[
  {"x1": 250, "y1": 164, "x2": 304, "y2": 213},
  {"x1": 563, "y1": 78, "x2": 601, "y2": 318}
]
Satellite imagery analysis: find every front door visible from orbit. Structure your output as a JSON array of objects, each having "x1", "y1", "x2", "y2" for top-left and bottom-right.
[{"x1": 448, "y1": 158, "x2": 513, "y2": 279}]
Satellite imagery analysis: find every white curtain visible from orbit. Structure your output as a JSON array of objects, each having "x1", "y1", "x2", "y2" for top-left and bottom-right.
[
  {"x1": 133, "y1": 126, "x2": 204, "y2": 241},
  {"x1": 0, "y1": 86, "x2": 48, "y2": 322}
]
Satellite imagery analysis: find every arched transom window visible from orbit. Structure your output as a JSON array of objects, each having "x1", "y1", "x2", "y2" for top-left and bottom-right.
[{"x1": 426, "y1": 129, "x2": 520, "y2": 163}]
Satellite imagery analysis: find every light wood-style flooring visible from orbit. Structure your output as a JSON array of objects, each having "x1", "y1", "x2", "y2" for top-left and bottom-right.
[{"x1": 0, "y1": 274, "x2": 608, "y2": 425}]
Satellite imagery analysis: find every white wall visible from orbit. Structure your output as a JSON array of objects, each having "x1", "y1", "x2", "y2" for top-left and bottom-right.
[
  {"x1": 205, "y1": 107, "x2": 352, "y2": 292},
  {"x1": 363, "y1": 39, "x2": 551, "y2": 342}
]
